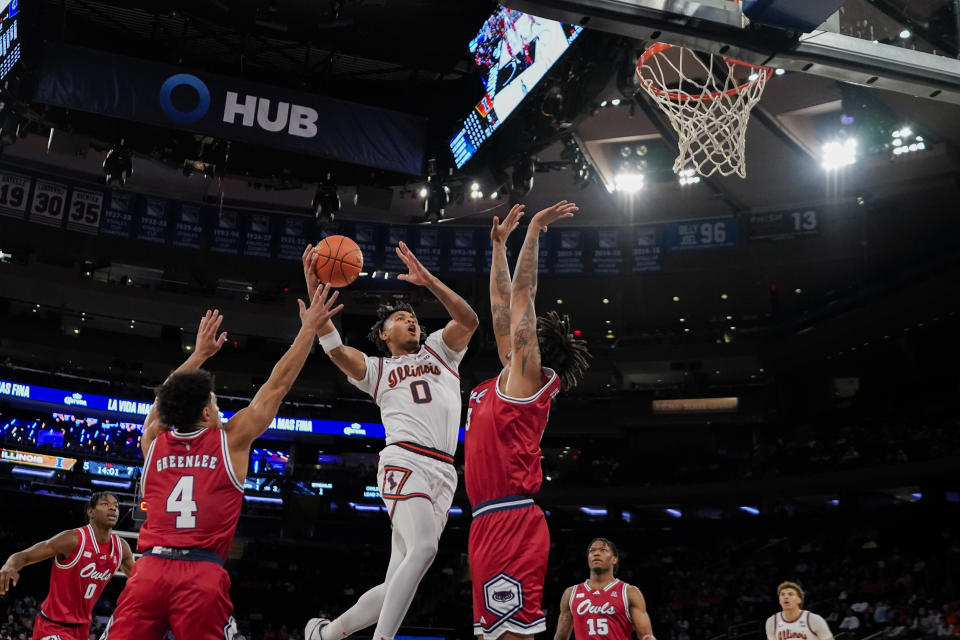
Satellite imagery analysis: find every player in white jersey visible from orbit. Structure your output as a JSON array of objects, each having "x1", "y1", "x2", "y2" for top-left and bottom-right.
[
  {"x1": 766, "y1": 582, "x2": 835, "y2": 640},
  {"x1": 301, "y1": 241, "x2": 479, "y2": 640}
]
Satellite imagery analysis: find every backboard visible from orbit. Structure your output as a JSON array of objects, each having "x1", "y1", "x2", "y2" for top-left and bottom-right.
[{"x1": 503, "y1": 0, "x2": 960, "y2": 105}]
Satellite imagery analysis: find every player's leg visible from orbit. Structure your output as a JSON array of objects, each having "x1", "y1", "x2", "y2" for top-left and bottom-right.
[
  {"x1": 166, "y1": 561, "x2": 235, "y2": 640},
  {"x1": 472, "y1": 507, "x2": 549, "y2": 640},
  {"x1": 314, "y1": 526, "x2": 407, "y2": 640},
  {"x1": 370, "y1": 496, "x2": 441, "y2": 640},
  {"x1": 30, "y1": 615, "x2": 87, "y2": 640},
  {"x1": 98, "y1": 556, "x2": 171, "y2": 640}
]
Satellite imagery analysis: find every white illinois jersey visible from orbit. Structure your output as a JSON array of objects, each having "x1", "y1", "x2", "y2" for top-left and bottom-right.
[
  {"x1": 766, "y1": 611, "x2": 833, "y2": 640},
  {"x1": 349, "y1": 330, "x2": 466, "y2": 455}
]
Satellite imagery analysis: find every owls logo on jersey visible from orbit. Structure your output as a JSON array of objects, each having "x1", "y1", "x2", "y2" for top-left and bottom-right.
[{"x1": 470, "y1": 388, "x2": 488, "y2": 404}]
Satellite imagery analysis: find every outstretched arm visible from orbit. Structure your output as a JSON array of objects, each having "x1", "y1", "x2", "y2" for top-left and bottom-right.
[
  {"x1": 396, "y1": 241, "x2": 479, "y2": 352},
  {"x1": 554, "y1": 587, "x2": 574, "y2": 640},
  {"x1": 628, "y1": 586, "x2": 655, "y2": 640},
  {"x1": 302, "y1": 244, "x2": 369, "y2": 381},
  {"x1": 490, "y1": 205, "x2": 525, "y2": 367},
  {"x1": 0, "y1": 530, "x2": 80, "y2": 595},
  {"x1": 142, "y1": 309, "x2": 227, "y2": 456},
  {"x1": 118, "y1": 538, "x2": 135, "y2": 577},
  {"x1": 504, "y1": 201, "x2": 577, "y2": 398},
  {"x1": 226, "y1": 284, "x2": 343, "y2": 457}
]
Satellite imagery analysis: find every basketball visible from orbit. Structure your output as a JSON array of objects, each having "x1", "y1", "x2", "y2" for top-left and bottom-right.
[{"x1": 314, "y1": 235, "x2": 364, "y2": 287}]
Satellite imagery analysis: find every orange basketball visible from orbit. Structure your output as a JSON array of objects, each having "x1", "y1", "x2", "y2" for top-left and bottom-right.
[{"x1": 314, "y1": 235, "x2": 364, "y2": 287}]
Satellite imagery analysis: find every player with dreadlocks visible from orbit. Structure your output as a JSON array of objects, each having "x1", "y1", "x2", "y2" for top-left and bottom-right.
[
  {"x1": 301, "y1": 241, "x2": 479, "y2": 640},
  {"x1": 466, "y1": 201, "x2": 591, "y2": 640}
]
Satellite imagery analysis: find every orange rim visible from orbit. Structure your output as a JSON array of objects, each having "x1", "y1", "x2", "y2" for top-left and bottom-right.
[{"x1": 636, "y1": 42, "x2": 772, "y2": 102}]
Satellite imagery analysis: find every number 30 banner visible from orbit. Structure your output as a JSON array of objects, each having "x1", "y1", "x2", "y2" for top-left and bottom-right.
[{"x1": 29, "y1": 179, "x2": 69, "y2": 227}]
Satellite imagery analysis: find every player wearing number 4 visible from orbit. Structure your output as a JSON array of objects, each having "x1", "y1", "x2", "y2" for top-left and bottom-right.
[
  {"x1": 0, "y1": 492, "x2": 134, "y2": 640},
  {"x1": 302, "y1": 242, "x2": 479, "y2": 640},
  {"x1": 555, "y1": 539, "x2": 654, "y2": 640},
  {"x1": 102, "y1": 287, "x2": 344, "y2": 640},
  {"x1": 466, "y1": 202, "x2": 592, "y2": 640}
]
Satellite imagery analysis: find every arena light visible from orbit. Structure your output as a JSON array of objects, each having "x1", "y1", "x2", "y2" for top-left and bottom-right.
[
  {"x1": 738, "y1": 505, "x2": 760, "y2": 515},
  {"x1": 349, "y1": 502, "x2": 387, "y2": 512},
  {"x1": 821, "y1": 137, "x2": 857, "y2": 170},
  {"x1": 580, "y1": 507, "x2": 608, "y2": 516},
  {"x1": 678, "y1": 168, "x2": 700, "y2": 186},
  {"x1": 312, "y1": 173, "x2": 340, "y2": 223},
  {"x1": 103, "y1": 142, "x2": 134, "y2": 185},
  {"x1": 12, "y1": 466, "x2": 56, "y2": 478},
  {"x1": 899, "y1": 29, "x2": 911, "y2": 39},
  {"x1": 91, "y1": 478, "x2": 132, "y2": 489},
  {"x1": 665, "y1": 508, "x2": 682, "y2": 518},
  {"x1": 448, "y1": 506, "x2": 464, "y2": 516},
  {"x1": 245, "y1": 495, "x2": 283, "y2": 504},
  {"x1": 774, "y1": 68, "x2": 786, "y2": 76},
  {"x1": 614, "y1": 172, "x2": 644, "y2": 193}
]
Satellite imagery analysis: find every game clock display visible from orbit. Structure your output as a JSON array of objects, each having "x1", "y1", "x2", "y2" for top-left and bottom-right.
[
  {"x1": 451, "y1": 7, "x2": 582, "y2": 168},
  {"x1": 0, "y1": 0, "x2": 21, "y2": 82},
  {"x1": 82, "y1": 460, "x2": 138, "y2": 479}
]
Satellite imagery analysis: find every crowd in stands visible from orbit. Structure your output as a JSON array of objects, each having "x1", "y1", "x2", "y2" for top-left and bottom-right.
[
  {"x1": 3, "y1": 395, "x2": 959, "y2": 497},
  {"x1": 3, "y1": 504, "x2": 956, "y2": 640}
]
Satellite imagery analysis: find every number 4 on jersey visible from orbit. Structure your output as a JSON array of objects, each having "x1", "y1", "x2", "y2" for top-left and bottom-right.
[{"x1": 166, "y1": 476, "x2": 198, "y2": 529}]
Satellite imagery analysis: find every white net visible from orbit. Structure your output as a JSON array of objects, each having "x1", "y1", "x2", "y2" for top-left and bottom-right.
[{"x1": 635, "y1": 44, "x2": 771, "y2": 179}]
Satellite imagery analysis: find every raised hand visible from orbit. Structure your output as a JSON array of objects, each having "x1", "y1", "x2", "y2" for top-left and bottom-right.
[
  {"x1": 194, "y1": 309, "x2": 228, "y2": 358},
  {"x1": 298, "y1": 283, "x2": 344, "y2": 332},
  {"x1": 0, "y1": 562, "x2": 18, "y2": 595},
  {"x1": 302, "y1": 244, "x2": 321, "y2": 295},
  {"x1": 396, "y1": 241, "x2": 435, "y2": 287},
  {"x1": 529, "y1": 200, "x2": 578, "y2": 233},
  {"x1": 491, "y1": 204, "x2": 525, "y2": 246}
]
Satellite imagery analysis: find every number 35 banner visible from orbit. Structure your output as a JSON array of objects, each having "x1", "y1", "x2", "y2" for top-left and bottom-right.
[{"x1": 66, "y1": 188, "x2": 105, "y2": 234}]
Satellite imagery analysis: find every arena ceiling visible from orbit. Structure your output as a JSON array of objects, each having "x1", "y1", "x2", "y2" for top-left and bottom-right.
[{"x1": 11, "y1": 0, "x2": 957, "y2": 227}]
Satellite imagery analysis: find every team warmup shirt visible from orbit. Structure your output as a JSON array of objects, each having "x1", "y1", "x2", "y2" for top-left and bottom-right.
[
  {"x1": 349, "y1": 330, "x2": 466, "y2": 456},
  {"x1": 569, "y1": 579, "x2": 635, "y2": 640},
  {"x1": 138, "y1": 427, "x2": 244, "y2": 561},
  {"x1": 40, "y1": 524, "x2": 122, "y2": 625}
]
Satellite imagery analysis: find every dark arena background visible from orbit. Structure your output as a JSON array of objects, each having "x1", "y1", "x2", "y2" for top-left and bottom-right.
[{"x1": 1, "y1": 1, "x2": 959, "y2": 640}]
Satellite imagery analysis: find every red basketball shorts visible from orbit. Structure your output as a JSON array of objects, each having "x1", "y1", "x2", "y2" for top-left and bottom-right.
[
  {"x1": 32, "y1": 615, "x2": 89, "y2": 640},
  {"x1": 101, "y1": 554, "x2": 236, "y2": 640},
  {"x1": 469, "y1": 497, "x2": 549, "y2": 639}
]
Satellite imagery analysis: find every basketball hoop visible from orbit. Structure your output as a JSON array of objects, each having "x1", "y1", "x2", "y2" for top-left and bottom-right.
[{"x1": 635, "y1": 43, "x2": 772, "y2": 179}]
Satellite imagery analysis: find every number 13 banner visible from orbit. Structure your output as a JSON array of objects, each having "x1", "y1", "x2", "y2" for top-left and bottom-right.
[{"x1": 0, "y1": 171, "x2": 32, "y2": 220}]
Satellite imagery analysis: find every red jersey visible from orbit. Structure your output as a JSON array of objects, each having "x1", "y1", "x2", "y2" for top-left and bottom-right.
[
  {"x1": 464, "y1": 368, "x2": 560, "y2": 507},
  {"x1": 138, "y1": 427, "x2": 244, "y2": 560},
  {"x1": 570, "y1": 579, "x2": 634, "y2": 640},
  {"x1": 40, "y1": 524, "x2": 122, "y2": 624}
]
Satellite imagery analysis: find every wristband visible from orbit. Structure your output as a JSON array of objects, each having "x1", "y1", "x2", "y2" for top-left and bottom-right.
[{"x1": 317, "y1": 329, "x2": 343, "y2": 353}]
